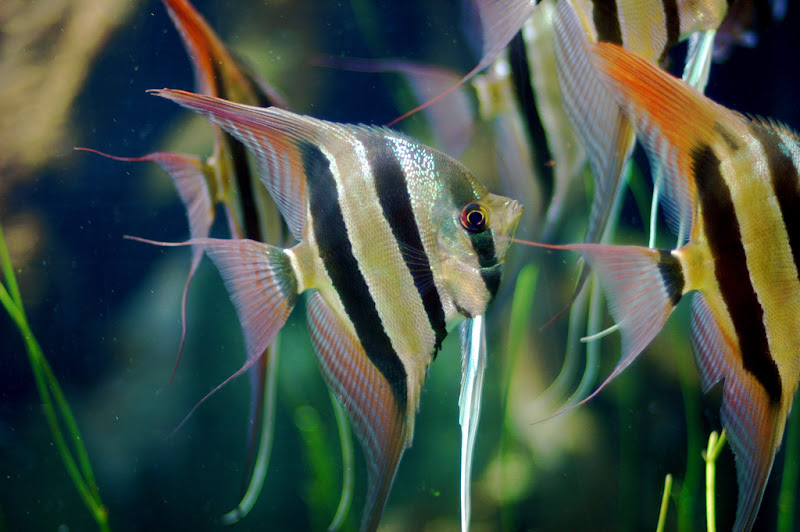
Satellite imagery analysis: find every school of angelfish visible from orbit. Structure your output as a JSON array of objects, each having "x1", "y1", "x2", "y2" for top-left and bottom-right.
[{"x1": 85, "y1": 0, "x2": 796, "y2": 530}]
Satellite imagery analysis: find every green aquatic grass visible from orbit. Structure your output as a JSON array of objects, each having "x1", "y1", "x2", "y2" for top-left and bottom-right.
[
  {"x1": 328, "y1": 392, "x2": 355, "y2": 532},
  {"x1": 0, "y1": 224, "x2": 109, "y2": 531},
  {"x1": 703, "y1": 430, "x2": 727, "y2": 532},
  {"x1": 656, "y1": 474, "x2": 673, "y2": 532},
  {"x1": 499, "y1": 262, "x2": 538, "y2": 529}
]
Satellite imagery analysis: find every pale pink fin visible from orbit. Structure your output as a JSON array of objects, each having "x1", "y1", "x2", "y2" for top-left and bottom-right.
[
  {"x1": 557, "y1": 243, "x2": 683, "y2": 406},
  {"x1": 722, "y1": 372, "x2": 782, "y2": 532},
  {"x1": 150, "y1": 90, "x2": 314, "y2": 239},
  {"x1": 553, "y1": 1, "x2": 636, "y2": 244},
  {"x1": 77, "y1": 148, "x2": 214, "y2": 385},
  {"x1": 690, "y1": 294, "x2": 786, "y2": 532},
  {"x1": 689, "y1": 294, "x2": 728, "y2": 392},
  {"x1": 387, "y1": 0, "x2": 537, "y2": 126},
  {"x1": 126, "y1": 237, "x2": 297, "y2": 432},
  {"x1": 199, "y1": 238, "x2": 297, "y2": 365},
  {"x1": 306, "y1": 291, "x2": 409, "y2": 532},
  {"x1": 318, "y1": 56, "x2": 474, "y2": 157}
]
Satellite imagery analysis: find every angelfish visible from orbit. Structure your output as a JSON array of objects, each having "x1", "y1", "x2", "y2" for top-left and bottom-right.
[
  {"x1": 145, "y1": 89, "x2": 522, "y2": 531},
  {"x1": 519, "y1": 43, "x2": 800, "y2": 532}
]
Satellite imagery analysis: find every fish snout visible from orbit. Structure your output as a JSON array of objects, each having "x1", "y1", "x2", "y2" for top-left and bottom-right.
[{"x1": 504, "y1": 199, "x2": 523, "y2": 235}]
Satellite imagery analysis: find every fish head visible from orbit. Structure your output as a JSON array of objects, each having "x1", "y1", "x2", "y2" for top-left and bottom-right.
[{"x1": 431, "y1": 162, "x2": 522, "y2": 317}]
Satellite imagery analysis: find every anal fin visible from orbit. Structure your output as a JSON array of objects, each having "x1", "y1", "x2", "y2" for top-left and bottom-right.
[
  {"x1": 306, "y1": 291, "x2": 410, "y2": 532},
  {"x1": 690, "y1": 293, "x2": 786, "y2": 532}
]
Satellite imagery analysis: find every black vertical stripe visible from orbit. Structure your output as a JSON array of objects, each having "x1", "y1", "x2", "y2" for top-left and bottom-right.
[
  {"x1": 661, "y1": 0, "x2": 680, "y2": 61},
  {"x1": 692, "y1": 144, "x2": 782, "y2": 404},
  {"x1": 657, "y1": 249, "x2": 684, "y2": 306},
  {"x1": 437, "y1": 157, "x2": 500, "y2": 298},
  {"x1": 302, "y1": 141, "x2": 408, "y2": 409},
  {"x1": 508, "y1": 32, "x2": 555, "y2": 205},
  {"x1": 749, "y1": 122, "x2": 800, "y2": 281},
  {"x1": 470, "y1": 231, "x2": 497, "y2": 269},
  {"x1": 209, "y1": 61, "x2": 263, "y2": 241},
  {"x1": 366, "y1": 136, "x2": 448, "y2": 353},
  {"x1": 470, "y1": 231, "x2": 500, "y2": 297},
  {"x1": 480, "y1": 266, "x2": 502, "y2": 300},
  {"x1": 592, "y1": 0, "x2": 623, "y2": 45},
  {"x1": 227, "y1": 134, "x2": 264, "y2": 241}
]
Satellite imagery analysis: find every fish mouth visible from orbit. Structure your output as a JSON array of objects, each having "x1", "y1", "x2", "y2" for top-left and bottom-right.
[{"x1": 504, "y1": 199, "x2": 523, "y2": 237}]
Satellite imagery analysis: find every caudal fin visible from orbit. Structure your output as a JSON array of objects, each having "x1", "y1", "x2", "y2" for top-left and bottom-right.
[
  {"x1": 516, "y1": 239, "x2": 685, "y2": 409},
  {"x1": 78, "y1": 148, "x2": 214, "y2": 385},
  {"x1": 126, "y1": 236, "x2": 298, "y2": 433}
]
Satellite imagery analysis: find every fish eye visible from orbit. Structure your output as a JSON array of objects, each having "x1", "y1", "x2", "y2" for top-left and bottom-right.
[{"x1": 460, "y1": 203, "x2": 488, "y2": 233}]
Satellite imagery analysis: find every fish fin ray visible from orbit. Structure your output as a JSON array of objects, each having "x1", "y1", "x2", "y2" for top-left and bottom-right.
[
  {"x1": 196, "y1": 237, "x2": 298, "y2": 364},
  {"x1": 306, "y1": 291, "x2": 409, "y2": 532},
  {"x1": 561, "y1": 244, "x2": 682, "y2": 404},
  {"x1": 151, "y1": 90, "x2": 313, "y2": 239},
  {"x1": 689, "y1": 293, "x2": 728, "y2": 392},
  {"x1": 387, "y1": 0, "x2": 537, "y2": 126},
  {"x1": 553, "y1": 0, "x2": 635, "y2": 244},
  {"x1": 721, "y1": 371, "x2": 783, "y2": 532},
  {"x1": 690, "y1": 295, "x2": 787, "y2": 532}
]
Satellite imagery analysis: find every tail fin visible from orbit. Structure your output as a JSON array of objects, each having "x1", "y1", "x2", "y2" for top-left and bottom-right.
[
  {"x1": 516, "y1": 239, "x2": 684, "y2": 408},
  {"x1": 77, "y1": 148, "x2": 214, "y2": 385},
  {"x1": 126, "y1": 236, "x2": 298, "y2": 432}
]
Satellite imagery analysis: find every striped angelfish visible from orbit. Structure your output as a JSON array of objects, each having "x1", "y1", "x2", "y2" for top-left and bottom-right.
[
  {"x1": 145, "y1": 89, "x2": 522, "y2": 532},
  {"x1": 520, "y1": 43, "x2": 800, "y2": 532}
]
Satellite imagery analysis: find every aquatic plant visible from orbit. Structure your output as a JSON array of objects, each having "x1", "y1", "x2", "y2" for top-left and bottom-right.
[{"x1": 0, "y1": 223, "x2": 109, "y2": 530}]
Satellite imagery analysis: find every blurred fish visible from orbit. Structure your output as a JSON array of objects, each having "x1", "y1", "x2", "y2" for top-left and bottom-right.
[
  {"x1": 520, "y1": 42, "x2": 800, "y2": 532},
  {"x1": 714, "y1": 0, "x2": 788, "y2": 62},
  {"x1": 511, "y1": 1, "x2": 586, "y2": 240},
  {"x1": 140, "y1": 90, "x2": 522, "y2": 532},
  {"x1": 79, "y1": 0, "x2": 289, "y2": 523},
  {"x1": 550, "y1": 0, "x2": 729, "y2": 247}
]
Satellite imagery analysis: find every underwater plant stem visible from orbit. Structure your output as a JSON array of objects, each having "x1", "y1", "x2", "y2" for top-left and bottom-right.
[
  {"x1": 499, "y1": 263, "x2": 538, "y2": 528},
  {"x1": 656, "y1": 474, "x2": 673, "y2": 532},
  {"x1": 328, "y1": 391, "x2": 354, "y2": 532},
  {"x1": 0, "y1": 226, "x2": 109, "y2": 531},
  {"x1": 0, "y1": 226, "x2": 21, "y2": 306},
  {"x1": 777, "y1": 405, "x2": 800, "y2": 532},
  {"x1": 703, "y1": 430, "x2": 727, "y2": 532},
  {"x1": 222, "y1": 342, "x2": 281, "y2": 525},
  {"x1": 674, "y1": 334, "x2": 702, "y2": 532}
]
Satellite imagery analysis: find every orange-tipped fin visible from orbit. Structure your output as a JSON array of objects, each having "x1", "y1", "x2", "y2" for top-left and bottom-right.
[{"x1": 588, "y1": 42, "x2": 746, "y2": 242}]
